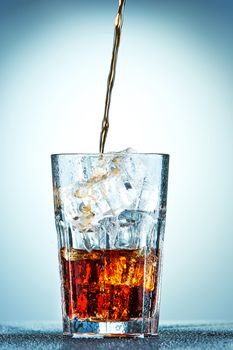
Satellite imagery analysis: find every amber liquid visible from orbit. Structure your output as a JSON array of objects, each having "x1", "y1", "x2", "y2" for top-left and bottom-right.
[
  {"x1": 60, "y1": 248, "x2": 158, "y2": 322},
  {"x1": 99, "y1": 0, "x2": 126, "y2": 153}
]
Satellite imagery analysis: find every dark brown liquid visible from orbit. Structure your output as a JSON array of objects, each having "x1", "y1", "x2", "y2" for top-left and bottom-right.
[
  {"x1": 99, "y1": 0, "x2": 126, "y2": 153},
  {"x1": 60, "y1": 248, "x2": 158, "y2": 321}
]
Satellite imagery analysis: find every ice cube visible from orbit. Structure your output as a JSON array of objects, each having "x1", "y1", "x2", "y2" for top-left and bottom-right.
[
  {"x1": 115, "y1": 150, "x2": 160, "y2": 213},
  {"x1": 80, "y1": 229, "x2": 99, "y2": 251},
  {"x1": 97, "y1": 171, "x2": 138, "y2": 214},
  {"x1": 119, "y1": 151, "x2": 146, "y2": 191},
  {"x1": 137, "y1": 176, "x2": 160, "y2": 213},
  {"x1": 72, "y1": 216, "x2": 120, "y2": 251},
  {"x1": 96, "y1": 216, "x2": 120, "y2": 249},
  {"x1": 116, "y1": 210, "x2": 156, "y2": 249},
  {"x1": 81, "y1": 155, "x2": 93, "y2": 181},
  {"x1": 96, "y1": 149, "x2": 147, "y2": 215}
]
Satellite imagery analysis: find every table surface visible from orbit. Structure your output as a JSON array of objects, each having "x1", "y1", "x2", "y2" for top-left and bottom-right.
[{"x1": 0, "y1": 322, "x2": 233, "y2": 350}]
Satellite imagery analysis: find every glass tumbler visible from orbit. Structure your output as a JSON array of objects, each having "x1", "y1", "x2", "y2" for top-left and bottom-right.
[{"x1": 51, "y1": 152, "x2": 169, "y2": 338}]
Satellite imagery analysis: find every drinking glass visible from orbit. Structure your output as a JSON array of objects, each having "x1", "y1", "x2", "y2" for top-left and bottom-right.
[{"x1": 51, "y1": 151, "x2": 169, "y2": 338}]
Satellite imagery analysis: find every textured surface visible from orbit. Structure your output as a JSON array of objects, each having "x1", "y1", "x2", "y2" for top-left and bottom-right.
[{"x1": 0, "y1": 322, "x2": 233, "y2": 350}]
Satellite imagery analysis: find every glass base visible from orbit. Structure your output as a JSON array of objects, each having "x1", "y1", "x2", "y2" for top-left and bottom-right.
[{"x1": 63, "y1": 317, "x2": 159, "y2": 338}]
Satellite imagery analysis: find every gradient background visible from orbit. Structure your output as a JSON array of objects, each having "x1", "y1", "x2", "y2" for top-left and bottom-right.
[{"x1": 0, "y1": 0, "x2": 232, "y2": 322}]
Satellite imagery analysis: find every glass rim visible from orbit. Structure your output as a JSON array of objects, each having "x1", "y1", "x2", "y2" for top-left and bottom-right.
[{"x1": 51, "y1": 152, "x2": 169, "y2": 158}]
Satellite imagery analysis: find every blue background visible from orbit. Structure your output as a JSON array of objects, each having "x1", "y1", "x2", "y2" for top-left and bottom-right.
[{"x1": 0, "y1": 0, "x2": 233, "y2": 322}]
